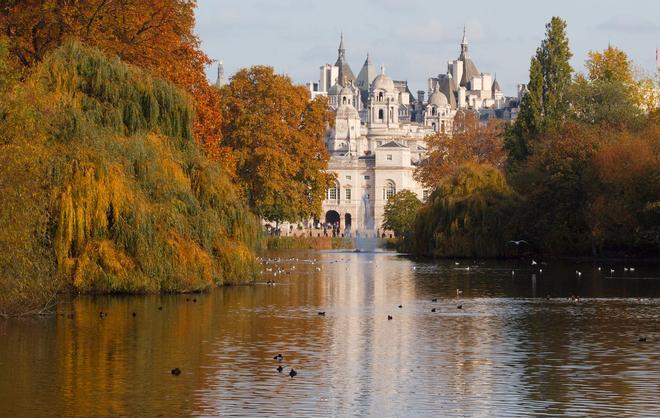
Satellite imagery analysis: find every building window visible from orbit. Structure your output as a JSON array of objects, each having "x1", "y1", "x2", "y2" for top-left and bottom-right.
[
  {"x1": 384, "y1": 180, "x2": 396, "y2": 200},
  {"x1": 345, "y1": 188, "x2": 351, "y2": 201},
  {"x1": 327, "y1": 184, "x2": 339, "y2": 201},
  {"x1": 423, "y1": 190, "x2": 430, "y2": 201},
  {"x1": 346, "y1": 175, "x2": 351, "y2": 180},
  {"x1": 364, "y1": 175, "x2": 370, "y2": 180},
  {"x1": 386, "y1": 154, "x2": 392, "y2": 161},
  {"x1": 378, "y1": 109, "x2": 384, "y2": 120}
]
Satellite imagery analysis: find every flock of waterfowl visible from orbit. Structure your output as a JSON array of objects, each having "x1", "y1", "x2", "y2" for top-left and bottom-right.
[
  {"x1": 258, "y1": 254, "x2": 654, "y2": 379},
  {"x1": 58, "y1": 254, "x2": 652, "y2": 380}
]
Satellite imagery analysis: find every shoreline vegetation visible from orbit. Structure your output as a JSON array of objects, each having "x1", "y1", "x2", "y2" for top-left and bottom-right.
[
  {"x1": 265, "y1": 236, "x2": 354, "y2": 250},
  {"x1": 0, "y1": 8, "x2": 658, "y2": 317},
  {"x1": 386, "y1": 18, "x2": 659, "y2": 260}
]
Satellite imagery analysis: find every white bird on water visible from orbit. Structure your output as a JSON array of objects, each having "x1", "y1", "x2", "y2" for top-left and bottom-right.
[
  {"x1": 531, "y1": 260, "x2": 538, "y2": 266},
  {"x1": 507, "y1": 240, "x2": 529, "y2": 246}
]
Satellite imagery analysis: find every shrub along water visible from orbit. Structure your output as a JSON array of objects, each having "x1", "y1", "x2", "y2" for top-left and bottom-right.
[
  {"x1": 414, "y1": 163, "x2": 516, "y2": 258},
  {"x1": 0, "y1": 42, "x2": 261, "y2": 315}
]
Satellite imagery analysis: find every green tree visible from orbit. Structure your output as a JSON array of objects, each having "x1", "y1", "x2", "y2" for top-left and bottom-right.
[
  {"x1": 569, "y1": 75, "x2": 643, "y2": 127},
  {"x1": 414, "y1": 163, "x2": 515, "y2": 258},
  {"x1": 538, "y1": 17, "x2": 573, "y2": 127},
  {"x1": 505, "y1": 17, "x2": 573, "y2": 167},
  {"x1": 505, "y1": 57, "x2": 543, "y2": 165},
  {"x1": 383, "y1": 190, "x2": 422, "y2": 238},
  {"x1": 219, "y1": 66, "x2": 334, "y2": 223}
]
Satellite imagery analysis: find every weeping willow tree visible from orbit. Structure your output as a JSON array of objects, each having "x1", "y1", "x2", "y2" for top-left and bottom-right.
[
  {"x1": 0, "y1": 42, "x2": 261, "y2": 313},
  {"x1": 414, "y1": 163, "x2": 515, "y2": 258}
]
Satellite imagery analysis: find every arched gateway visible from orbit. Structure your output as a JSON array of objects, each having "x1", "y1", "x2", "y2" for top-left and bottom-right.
[{"x1": 325, "y1": 210, "x2": 340, "y2": 227}]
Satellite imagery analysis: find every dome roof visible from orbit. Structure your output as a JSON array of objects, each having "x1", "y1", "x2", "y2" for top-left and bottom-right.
[
  {"x1": 371, "y1": 67, "x2": 395, "y2": 92},
  {"x1": 429, "y1": 91, "x2": 448, "y2": 106},
  {"x1": 336, "y1": 103, "x2": 360, "y2": 120}
]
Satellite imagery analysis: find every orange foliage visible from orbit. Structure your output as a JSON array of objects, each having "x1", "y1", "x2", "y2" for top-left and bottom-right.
[
  {"x1": 0, "y1": 0, "x2": 225, "y2": 161},
  {"x1": 415, "y1": 111, "x2": 505, "y2": 189},
  {"x1": 219, "y1": 66, "x2": 333, "y2": 222}
]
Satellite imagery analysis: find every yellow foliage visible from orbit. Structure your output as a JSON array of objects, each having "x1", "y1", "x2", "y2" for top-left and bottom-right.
[
  {"x1": 166, "y1": 232, "x2": 215, "y2": 290},
  {"x1": 72, "y1": 240, "x2": 143, "y2": 292},
  {"x1": 54, "y1": 163, "x2": 133, "y2": 268}
]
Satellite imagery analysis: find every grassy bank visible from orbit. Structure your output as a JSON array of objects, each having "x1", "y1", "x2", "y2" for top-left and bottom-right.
[{"x1": 264, "y1": 236, "x2": 354, "y2": 250}]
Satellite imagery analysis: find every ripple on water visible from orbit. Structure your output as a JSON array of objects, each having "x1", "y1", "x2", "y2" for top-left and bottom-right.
[{"x1": 0, "y1": 251, "x2": 658, "y2": 417}]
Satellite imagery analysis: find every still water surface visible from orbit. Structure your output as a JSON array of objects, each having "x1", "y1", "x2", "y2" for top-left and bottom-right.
[{"x1": 1, "y1": 250, "x2": 659, "y2": 417}]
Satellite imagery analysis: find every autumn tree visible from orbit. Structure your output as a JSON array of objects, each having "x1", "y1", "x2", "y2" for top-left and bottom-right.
[
  {"x1": 1, "y1": 43, "x2": 262, "y2": 315},
  {"x1": 569, "y1": 46, "x2": 644, "y2": 128},
  {"x1": 383, "y1": 190, "x2": 422, "y2": 238},
  {"x1": 586, "y1": 46, "x2": 635, "y2": 85},
  {"x1": 415, "y1": 111, "x2": 504, "y2": 189},
  {"x1": 512, "y1": 123, "x2": 602, "y2": 254},
  {"x1": 219, "y1": 65, "x2": 334, "y2": 223},
  {"x1": 586, "y1": 122, "x2": 660, "y2": 253},
  {"x1": 0, "y1": 0, "x2": 223, "y2": 155}
]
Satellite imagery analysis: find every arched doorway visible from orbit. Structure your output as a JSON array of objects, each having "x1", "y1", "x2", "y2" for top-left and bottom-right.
[
  {"x1": 345, "y1": 213, "x2": 352, "y2": 231},
  {"x1": 325, "y1": 210, "x2": 340, "y2": 227},
  {"x1": 325, "y1": 210, "x2": 340, "y2": 237}
]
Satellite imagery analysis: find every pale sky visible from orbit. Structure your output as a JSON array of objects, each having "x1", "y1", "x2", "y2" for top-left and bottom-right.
[{"x1": 195, "y1": 0, "x2": 660, "y2": 95}]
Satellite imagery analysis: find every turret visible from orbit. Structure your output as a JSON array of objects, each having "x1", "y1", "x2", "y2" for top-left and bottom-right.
[
  {"x1": 417, "y1": 90, "x2": 425, "y2": 104},
  {"x1": 215, "y1": 61, "x2": 225, "y2": 88}
]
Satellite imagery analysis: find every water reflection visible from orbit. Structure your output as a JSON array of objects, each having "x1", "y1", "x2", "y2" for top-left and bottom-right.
[{"x1": 0, "y1": 251, "x2": 658, "y2": 417}]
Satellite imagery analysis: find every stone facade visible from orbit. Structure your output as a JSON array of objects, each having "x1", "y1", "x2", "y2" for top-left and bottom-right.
[{"x1": 302, "y1": 30, "x2": 519, "y2": 235}]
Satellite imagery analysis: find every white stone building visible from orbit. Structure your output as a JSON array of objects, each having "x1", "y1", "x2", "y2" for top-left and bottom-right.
[{"x1": 303, "y1": 30, "x2": 515, "y2": 236}]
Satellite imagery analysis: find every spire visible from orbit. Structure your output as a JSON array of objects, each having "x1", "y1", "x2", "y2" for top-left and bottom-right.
[
  {"x1": 492, "y1": 73, "x2": 501, "y2": 92},
  {"x1": 380, "y1": 65, "x2": 385, "y2": 75},
  {"x1": 335, "y1": 32, "x2": 355, "y2": 87},
  {"x1": 460, "y1": 26, "x2": 469, "y2": 58},
  {"x1": 365, "y1": 52, "x2": 371, "y2": 65},
  {"x1": 338, "y1": 32, "x2": 345, "y2": 61},
  {"x1": 215, "y1": 61, "x2": 225, "y2": 88}
]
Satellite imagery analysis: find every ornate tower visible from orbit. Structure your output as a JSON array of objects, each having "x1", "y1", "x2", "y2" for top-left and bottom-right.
[
  {"x1": 215, "y1": 61, "x2": 225, "y2": 88},
  {"x1": 335, "y1": 33, "x2": 356, "y2": 87},
  {"x1": 460, "y1": 26, "x2": 468, "y2": 58}
]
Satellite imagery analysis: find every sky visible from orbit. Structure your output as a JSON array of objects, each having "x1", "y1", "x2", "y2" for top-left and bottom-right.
[{"x1": 195, "y1": 0, "x2": 660, "y2": 95}]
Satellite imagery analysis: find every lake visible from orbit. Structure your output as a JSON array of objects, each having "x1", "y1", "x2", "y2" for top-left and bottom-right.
[{"x1": 0, "y1": 250, "x2": 658, "y2": 417}]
